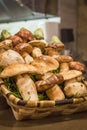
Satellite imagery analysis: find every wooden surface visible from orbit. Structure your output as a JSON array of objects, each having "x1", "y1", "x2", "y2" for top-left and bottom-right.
[{"x1": 0, "y1": 108, "x2": 87, "y2": 130}]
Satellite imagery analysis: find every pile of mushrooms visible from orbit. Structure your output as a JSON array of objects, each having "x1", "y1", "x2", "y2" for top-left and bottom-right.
[{"x1": 0, "y1": 28, "x2": 87, "y2": 102}]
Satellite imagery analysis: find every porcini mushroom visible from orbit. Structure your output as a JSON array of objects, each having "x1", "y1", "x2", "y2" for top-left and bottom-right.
[
  {"x1": 31, "y1": 55, "x2": 59, "y2": 74},
  {"x1": 9, "y1": 35, "x2": 23, "y2": 47},
  {"x1": 16, "y1": 28, "x2": 34, "y2": 42},
  {"x1": 16, "y1": 74, "x2": 38, "y2": 101},
  {"x1": 64, "y1": 82, "x2": 87, "y2": 98},
  {"x1": 46, "y1": 84, "x2": 65, "y2": 100},
  {"x1": 0, "y1": 64, "x2": 37, "y2": 78},
  {"x1": 35, "y1": 73, "x2": 65, "y2": 100},
  {"x1": 45, "y1": 43, "x2": 65, "y2": 56},
  {"x1": 22, "y1": 52, "x2": 34, "y2": 64},
  {"x1": 14, "y1": 42, "x2": 33, "y2": 54},
  {"x1": 32, "y1": 47, "x2": 42, "y2": 58},
  {"x1": 0, "y1": 49, "x2": 25, "y2": 68},
  {"x1": 0, "y1": 40, "x2": 13, "y2": 52},
  {"x1": 35, "y1": 73, "x2": 64, "y2": 92},
  {"x1": 29, "y1": 39, "x2": 47, "y2": 52},
  {"x1": 60, "y1": 70, "x2": 82, "y2": 81},
  {"x1": 53, "y1": 55, "x2": 73, "y2": 63}
]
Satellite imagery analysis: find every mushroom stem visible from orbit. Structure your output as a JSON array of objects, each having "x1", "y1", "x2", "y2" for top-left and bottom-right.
[
  {"x1": 32, "y1": 47, "x2": 42, "y2": 58},
  {"x1": 22, "y1": 52, "x2": 34, "y2": 64},
  {"x1": 16, "y1": 74, "x2": 38, "y2": 101},
  {"x1": 46, "y1": 84, "x2": 65, "y2": 100}
]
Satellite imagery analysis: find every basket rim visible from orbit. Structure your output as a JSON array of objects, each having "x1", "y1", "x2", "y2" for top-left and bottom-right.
[{"x1": 0, "y1": 79, "x2": 87, "y2": 108}]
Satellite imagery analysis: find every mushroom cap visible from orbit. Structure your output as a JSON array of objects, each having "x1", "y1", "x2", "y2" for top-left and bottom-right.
[
  {"x1": 46, "y1": 43, "x2": 65, "y2": 51},
  {"x1": 16, "y1": 28, "x2": 34, "y2": 41},
  {"x1": 31, "y1": 55, "x2": 59, "y2": 74},
  {"x1": 53, "y1": 55, "x2": 73, "y2": 63},
  {"x1": 60, "y1": 70, "x2": 82, "y2": 80},
  {"x1": 0, "y1": 64, "x2": 37, "y2": 78},
  {"x1": 14, "y1": 43, "x2": 33, "y2": 54},
  {"x1": 69, "y1": 61, "x2": 86, "y2": 72},
  {"x1": 64, "y1": 82, "x2": 87, "y2": 97},
  {"x1": 9, "y1": 35, "x2": 23, "y2": 47},
  {"x1": 0, "y1": 49, "x2": 25, "y2": 68},
  {"x1": 29, "y1": 40, "x2": 47, "y2": 51},
  {"x1": 0, "y1": 39, "x2": 13, "y2": 50},
  {"x1": 35, "y1": 73, "x2": 64, "y2": 92}
]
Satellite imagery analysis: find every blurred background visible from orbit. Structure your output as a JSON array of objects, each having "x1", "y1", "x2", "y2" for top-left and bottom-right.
[{"x1": 0, "y1": 0, "x2": 87, "y2": 64}]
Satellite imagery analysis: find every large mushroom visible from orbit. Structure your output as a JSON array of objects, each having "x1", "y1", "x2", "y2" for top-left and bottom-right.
[
  {"x1": 62, "y1": 69, "x2": 87, "y2": 98},
  {"x1": 35, "y1": 73, "x2": 65, "y2": 100},
  {"x1": 31, "y1": 55, "x2": 59, "y2": 74},
  {"x1": 0, "y1": 49, "x2": 25, "y2": 68},
  {"x1": 64, "y1": 81, "x2": 87, "y2": 98},
  {"x1": 0, "y1": 55, "x2": 59, "y2": 78},
  {"x1": 0, "y1": 64, "x2": 37, "y2": 78}
]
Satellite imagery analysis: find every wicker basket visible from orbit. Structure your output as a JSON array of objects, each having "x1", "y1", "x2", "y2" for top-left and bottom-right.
[{"x1": 0, "y1": 79, "x2": 87, "y2": 121}]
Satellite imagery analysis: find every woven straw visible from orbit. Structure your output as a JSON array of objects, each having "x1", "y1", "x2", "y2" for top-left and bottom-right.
[{"x1": 0, "y1": 78, "x2": 87, "y2": 121}]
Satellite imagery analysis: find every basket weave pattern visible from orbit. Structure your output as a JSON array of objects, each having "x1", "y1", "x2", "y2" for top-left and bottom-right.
[{"x1": 1, "y1": 79, "x2": 87, "y2": 120}]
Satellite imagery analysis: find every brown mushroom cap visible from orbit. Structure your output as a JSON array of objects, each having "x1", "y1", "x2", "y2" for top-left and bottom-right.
[
  {"x1": 9, "y1": 35, "x2": 23, "y2": 47},
  {"x1": 29, "y1": 40, "x2": 47, "y2": 51},
  {"x1": 31, "y1": 55, "x2": 59, "y2": 74},
  {"x1": 35, "y1": 73, "x2": 64, "y2": 92},
  {"x1": 14, "y1": 43, "x2": 33, "y2": 54},
  {"x1": 69, "y1": 61, "x2": 86, "y2": 72},
  {"x1": 16, "y1": 28, "x2": 34, "y2": 42},
  {"x1": 53, "y1": 55, "x2": 73, "y2": 63},
  {"x1": 46, "y1": 43, "x2": 65, "y2": 51}
]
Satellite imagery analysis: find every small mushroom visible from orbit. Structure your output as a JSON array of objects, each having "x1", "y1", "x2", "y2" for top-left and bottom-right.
[
  {"x1": 9, "y1": 35, "x2": 23, "y2": 47},
  {"x1": 45, "y1": 43, "x2": 64, "y2": 56},
  {"x1": 14, "y1": 42, "x2": 33, "y2": 54},
  {"x1": 29, "y1": 39, "x2": 47, "y2": 52},
  {"x1": 32, "y1": 47, "x2": 42, "y2": 58},
  {"x1": 69, "y1": 61, "x2": 86, "y2": 72},
  {"x1": 31, "y1": 55, "x2": 59, "y2": 74},
  {"x1": 50, "y1": 35, "x2": 63, "y2": 44},
  {"x1": 16, "y1": 28, "x2": 34, "y2": 42},
  {"x1": 60, "y1": 62, "x2": 69, "y2": 72},
  {"x1": 0, "y1": 49, "x2": 25, "y2": 68},
  {"x1": 22, "y1": 52, "x2": 34, "y2": 64},
  {"x1": 53, "y1": 55, "x2": 73, "y2": 63},
  {"x1": 16, "y1": 74, "x2": 38, "y2": 101},
  {"x1": 33, "y1": 28, "x2": 44, "y2": 40}
]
